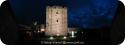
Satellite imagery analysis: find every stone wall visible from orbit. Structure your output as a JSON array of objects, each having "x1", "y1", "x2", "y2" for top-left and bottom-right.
[{"x1": 45, "y1": 6, "x2": 68, "y2": 36}]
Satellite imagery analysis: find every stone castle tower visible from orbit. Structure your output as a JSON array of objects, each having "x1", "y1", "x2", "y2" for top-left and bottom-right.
[{"x1": 45, "y1": 6, "x2": 68, "y2": 36}]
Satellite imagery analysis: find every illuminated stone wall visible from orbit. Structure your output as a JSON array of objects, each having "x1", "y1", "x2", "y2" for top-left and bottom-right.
[{"x1": 46, "y1": 6, "x2": 68, "y2": 36}]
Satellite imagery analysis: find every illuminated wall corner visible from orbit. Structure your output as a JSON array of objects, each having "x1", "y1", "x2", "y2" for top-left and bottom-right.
[{"x1": 45, "y1": 6, "x2": 68, "y2": 36}]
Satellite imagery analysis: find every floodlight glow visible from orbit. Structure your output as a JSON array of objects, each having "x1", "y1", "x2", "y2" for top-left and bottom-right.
[
  {"x1": 37, "y1": 31, "x2": 40, "y2": 32},
  {"x1": 56, "y1": 34, "x2": 60, "y2": 36},
  {"x1": 49, "y1": 37, "x2": 54, "y2": 40},
  {"x1": 63, "y1": 36, "x2": 67, "y2": 39},
  {"x1": 81, "y1": 32, "x2": 84, "y2": 34}
]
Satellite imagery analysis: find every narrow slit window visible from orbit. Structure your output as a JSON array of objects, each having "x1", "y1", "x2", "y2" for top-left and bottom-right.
[{"x1": 56, "y1": 20, "x2": 58, "y2": 22}]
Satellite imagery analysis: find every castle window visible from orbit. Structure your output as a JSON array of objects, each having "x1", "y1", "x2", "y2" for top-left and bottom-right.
[
  {"x1": 56, "y1": 20, "x2": 58, "y2": 22},
  {"x1": 56, "y1": 12, "x2": 58, "y2": 14}
]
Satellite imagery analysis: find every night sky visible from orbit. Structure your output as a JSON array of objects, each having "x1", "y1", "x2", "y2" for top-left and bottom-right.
[{"x1": 9, "y1": 0, "x2": 118, "y2": 29}]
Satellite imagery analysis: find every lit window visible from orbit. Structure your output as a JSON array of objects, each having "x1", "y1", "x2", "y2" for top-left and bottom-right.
[{"x1": 41, "y1": 28, "x2": 45, "y2": 32}]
